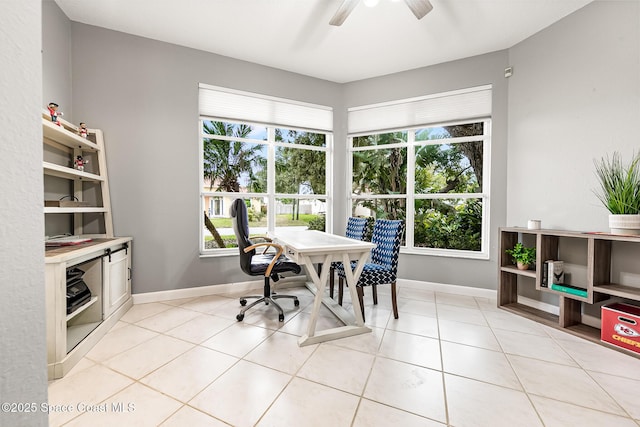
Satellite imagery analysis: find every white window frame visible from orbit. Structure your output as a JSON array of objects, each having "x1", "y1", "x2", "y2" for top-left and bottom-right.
[
  {"x1": 209, "y1": 197, "x2": 223, "y2": 217},
  {"x1": 347, "y1": 86, "x2": 491, "y2": 260},
  {"x1": 199, "y1": 117, "x2": 333, "y2": 257}
]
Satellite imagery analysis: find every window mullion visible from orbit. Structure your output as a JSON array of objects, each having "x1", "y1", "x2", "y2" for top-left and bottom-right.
[
  {"x1": 406, "y1": 131, "x2": 416, "y2": 248},
  {"x1": 267, "y1": 127, "x2": 276, "y2": 233},
  {"x1": 347, "y1": 136, "x2": 354, "y2": 218}
]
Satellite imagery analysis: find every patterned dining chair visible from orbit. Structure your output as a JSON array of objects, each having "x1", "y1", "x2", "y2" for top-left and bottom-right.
[
  {"x1": 329, "y1": 217, "x2": 369, "y2": 298},
  {"x1": 337, "y1": 219, "x2": 404, "y2": 321}
]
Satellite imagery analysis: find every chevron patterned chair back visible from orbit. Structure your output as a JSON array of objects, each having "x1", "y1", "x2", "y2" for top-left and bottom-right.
[
  {"x1": 337, "y1": 219, "x2": 404, "y2": 321},
  {"x1": 345, "y1": 217, "x2": 369, "y2": 240},
  {"x1": 329, "y1": 217, "x2": 370, "y2": 298}
]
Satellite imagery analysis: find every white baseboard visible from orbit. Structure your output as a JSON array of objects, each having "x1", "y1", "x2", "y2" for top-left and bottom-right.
[
  {"x1": 398, "y1": 279, "x2": 497, "y2": 299},
  {"x1": 132, "y1": 277, "x2": 306, "y2": 304},
  {"x1": 132, "y1": 277, "x2": 603, "y2": 329},
  {"x1": 133, "y1": 277, "x2": 497, "y2": 305}
]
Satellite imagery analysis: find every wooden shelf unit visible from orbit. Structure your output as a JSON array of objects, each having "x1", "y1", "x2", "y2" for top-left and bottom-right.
[
  {"x1": 498, "y1": 227, "x2": 640, "y2": 351},
  {"x1": 43, "y1": 112, "x2": 113, "y2": 237},
  {"x1": 42, "y1": 113, "x2": 133, "y2": 379}
]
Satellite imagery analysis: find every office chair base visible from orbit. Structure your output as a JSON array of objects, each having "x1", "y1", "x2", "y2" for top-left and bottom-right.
[{"x1": 236, "y1": 293, "x2": 299, "y2": 322}]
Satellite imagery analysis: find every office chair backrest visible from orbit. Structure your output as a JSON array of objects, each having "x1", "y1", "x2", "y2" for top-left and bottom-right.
[
  {"x1": 230, "y1": 198, "x2": 254, "y2": 275},
  {"x1": 345, "y1": 217, "x2": 368, "y2": 240},
  {"x1": 370, "y1": 219, "x2": 404, "y2": 272}
]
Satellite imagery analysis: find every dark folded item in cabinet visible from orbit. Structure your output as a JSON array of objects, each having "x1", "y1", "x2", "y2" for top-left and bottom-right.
[{"x1": 66, "y1": 277, "x2": 91, "y2": 314}]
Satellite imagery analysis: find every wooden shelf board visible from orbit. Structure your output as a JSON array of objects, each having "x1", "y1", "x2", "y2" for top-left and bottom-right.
[
  {"x1": 44, "y1": 207, "x2": 107, "y2": 214},
  {"x1": 500, "y1": 302, "x2": 559, "y2": 325},
  {"x1": 501, "y1": 227, "x2": 640, "y2": 242},
  {"x1": 593, "y1": 283, "x2": 640, "y2": 300},
  {"x1": 66, "y1": 321, "x2": 101, "y2": 354},
  {"x1": 43, "y1": 118, "x2": 99, "y2": 151},
  {"x1": 500, "y1": 265, "x2": 537, "y2": 278},
  {"x1": 501, "y1": 303, "x2": 604, "y2": 344},
  {"x1": 540, "y1": 286, "x2": 590, "y2": 302},
  {"x1": 564, "y1": 323, "x2": 601, "y2": 343},
  {"x1": 66, "y1": 296, "x2": 98, "y2": 322},
  {"x1": 43, "y1": 161, "x2": 103, "y2": 182}
]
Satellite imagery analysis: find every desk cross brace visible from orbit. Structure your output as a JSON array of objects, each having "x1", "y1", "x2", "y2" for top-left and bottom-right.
[{"x1": 298, "y1": 251, "x2": 371, "y2": 346}]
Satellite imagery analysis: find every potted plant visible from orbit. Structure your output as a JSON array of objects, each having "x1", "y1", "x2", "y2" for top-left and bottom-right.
[
  {"x1": 506, "y1": 242, "x2": 536, "y2": 270},
  {"x1": 594, "y1": 152, "x2": 640, "y2": 235}
]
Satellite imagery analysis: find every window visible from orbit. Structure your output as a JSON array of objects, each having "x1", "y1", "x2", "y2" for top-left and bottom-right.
[
  {"x1": 209, "y1": 197, "x2": 224, "y2": 217},
  {"x1": 199, "y1": 85, "x2": 332, "y2": 255},
  {"x1": 348, "y1": 86, "x2": 491, "y2": 259}
]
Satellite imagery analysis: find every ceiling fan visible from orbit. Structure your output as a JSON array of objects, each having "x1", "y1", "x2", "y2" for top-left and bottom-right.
[{"x1": 329, "y1": 0, "x2": 433, "y2": 26}]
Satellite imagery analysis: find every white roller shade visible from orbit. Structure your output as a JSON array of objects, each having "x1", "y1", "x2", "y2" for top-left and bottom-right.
[
  {"x1": 348, "y1": 85, "x2": 492, "y2": 135},
  {"x1": 199, "y1": 83, "x2": 333, "y2": 132}
]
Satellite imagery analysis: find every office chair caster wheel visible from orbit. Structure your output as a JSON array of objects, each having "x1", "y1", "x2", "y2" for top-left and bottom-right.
[
  {"x1": 294, "y1": 299, "x2": 300, "y2": 307},
  {"x1": 279, "y1": 314, "x2": 284, "y2": 322},
  {"x1": 236, "y1": 314, "x2": 244, "y2": 321},
  {"x1": 240, "y1": 299, "x2": 247, "y2": 306}
]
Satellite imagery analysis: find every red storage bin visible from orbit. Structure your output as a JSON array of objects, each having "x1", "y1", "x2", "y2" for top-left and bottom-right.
[{"x1": 601, "y1": 303, "x2": 640, "y2": 354}]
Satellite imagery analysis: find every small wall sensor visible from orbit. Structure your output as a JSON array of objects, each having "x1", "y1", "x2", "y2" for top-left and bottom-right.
[{"x1": 504, "y1": 67, "x2": 513, "y2": 78}]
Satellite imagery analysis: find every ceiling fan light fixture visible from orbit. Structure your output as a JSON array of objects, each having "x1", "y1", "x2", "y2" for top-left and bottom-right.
[
  {"x1": 404, "y1": 0, "x2": 433, "y2": 20},
  {"x1": 330, "y1": 0, "x2": 433, "y2": 26},
  {"x1": 329, "y1": 0, "x2": 359, "y2": 26}
]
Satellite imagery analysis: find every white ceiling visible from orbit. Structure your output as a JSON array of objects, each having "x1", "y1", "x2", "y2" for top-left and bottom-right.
[{"x1": 55, "y1": 0, "x2": 593, "y2": 83}]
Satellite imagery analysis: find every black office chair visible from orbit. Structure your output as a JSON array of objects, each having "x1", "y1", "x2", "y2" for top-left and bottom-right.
[{"x1": 230, "y1": 198, "x2": 301, "y2": 322}]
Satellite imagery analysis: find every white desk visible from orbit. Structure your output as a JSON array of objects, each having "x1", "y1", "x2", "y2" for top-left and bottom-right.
[{"x1": 270, "y1": 230, "x2": 375, "y2": 346}]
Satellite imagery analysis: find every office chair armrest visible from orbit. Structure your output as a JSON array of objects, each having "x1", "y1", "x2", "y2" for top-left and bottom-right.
[
  {"x1": 251, "y1": 236, "x2": 273, "y2": 254},
  {"x1": 244, "y1": 242, "x2": 284, "y2": 277}
]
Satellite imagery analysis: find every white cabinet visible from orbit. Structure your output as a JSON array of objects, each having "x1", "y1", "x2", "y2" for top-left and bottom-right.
[
  {"x1": 45, "y1": 238, "x2": 132, "y2": 379},
  {"x1": 103, "y1": 245, "x2": 132, "y2": 317}
]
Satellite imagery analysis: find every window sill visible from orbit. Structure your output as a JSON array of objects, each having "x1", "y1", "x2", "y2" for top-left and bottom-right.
[
  {"x1": 199, "y1": 249, "x2": 238, "y2": 258},
  {"x1": 400, "y1": 247, "x2": 489, "y2": 260}
]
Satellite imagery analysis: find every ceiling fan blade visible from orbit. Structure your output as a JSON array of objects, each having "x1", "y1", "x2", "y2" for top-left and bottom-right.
[
  {"x1": 404, "y1": 0, "x2": 433, "y2": 20},
  {"x1": 329, "y1": 0, "x2": 360, "y2": 26}
]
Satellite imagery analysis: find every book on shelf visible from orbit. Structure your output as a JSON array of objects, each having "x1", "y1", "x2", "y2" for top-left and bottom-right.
[
  {"x1": 550, "y1": 283, "x2": 587, "y2": 298},
  {"x1": 548, "y1": 260, "x2": 564, "y2": 285},
  {"x1": 541, "y1": 260, "x2": 550, "y2": 287}
]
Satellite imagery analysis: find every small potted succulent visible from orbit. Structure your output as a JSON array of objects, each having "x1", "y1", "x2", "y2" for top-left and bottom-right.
[{"x1": 506, "y1": 242, "x2": 536, "y2": 270}]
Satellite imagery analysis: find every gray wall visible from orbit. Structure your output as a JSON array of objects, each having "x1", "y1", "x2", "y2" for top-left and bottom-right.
[
  {"x1": 69, "y1": 23, "x2": 343, "y2": 293},
  {"x1": 507, "y1": 0, "x2": 640, "y2": 230},
  {"x1": 40, "y1": 0, "x2": 640, "y2": 295},
  {"x1": 0, "y1": 1, "x2": 48, "y2": 425},
  {"x1": 42, "y1": 0, "x2": 72, "y2": 120},
  {"x1": 343, "y1": 51, "x2": 510, "y2": 290}
]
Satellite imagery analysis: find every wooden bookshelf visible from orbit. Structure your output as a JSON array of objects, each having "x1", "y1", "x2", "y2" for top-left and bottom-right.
[{"x1": 499, "y1": 227, "x2": 640, "y2": 357}]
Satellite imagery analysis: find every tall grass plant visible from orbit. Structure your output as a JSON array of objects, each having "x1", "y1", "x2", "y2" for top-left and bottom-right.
[{"x1": 594, "y1": 152, "x2": 640, "y2": 214}]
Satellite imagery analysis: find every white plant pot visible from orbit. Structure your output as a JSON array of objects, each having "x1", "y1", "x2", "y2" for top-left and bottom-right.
[{"x1": 609, "y1": 214, "x2": 640, "y2": 235}]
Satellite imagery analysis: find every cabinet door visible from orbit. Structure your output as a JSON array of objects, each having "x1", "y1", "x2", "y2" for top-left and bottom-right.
[{"x1": 103, "y1": 248, "x2": 131, "y2": 317}]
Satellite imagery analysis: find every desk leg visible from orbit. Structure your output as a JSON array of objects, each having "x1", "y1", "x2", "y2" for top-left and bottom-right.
[
  {"x1": 341, "y1": 251, "x2": 369, "y2": 327},
  {"x1": 302, "y1": 254, "x2": 332, "y2": 339},
  {"x1": 297, "y1": 250, "x2": 372, "y2": 347}
]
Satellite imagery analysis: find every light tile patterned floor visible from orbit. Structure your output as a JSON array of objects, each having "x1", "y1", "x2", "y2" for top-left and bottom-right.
[{"x1": 48, "y1": 281, "x2": 640, "y2": 426}]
